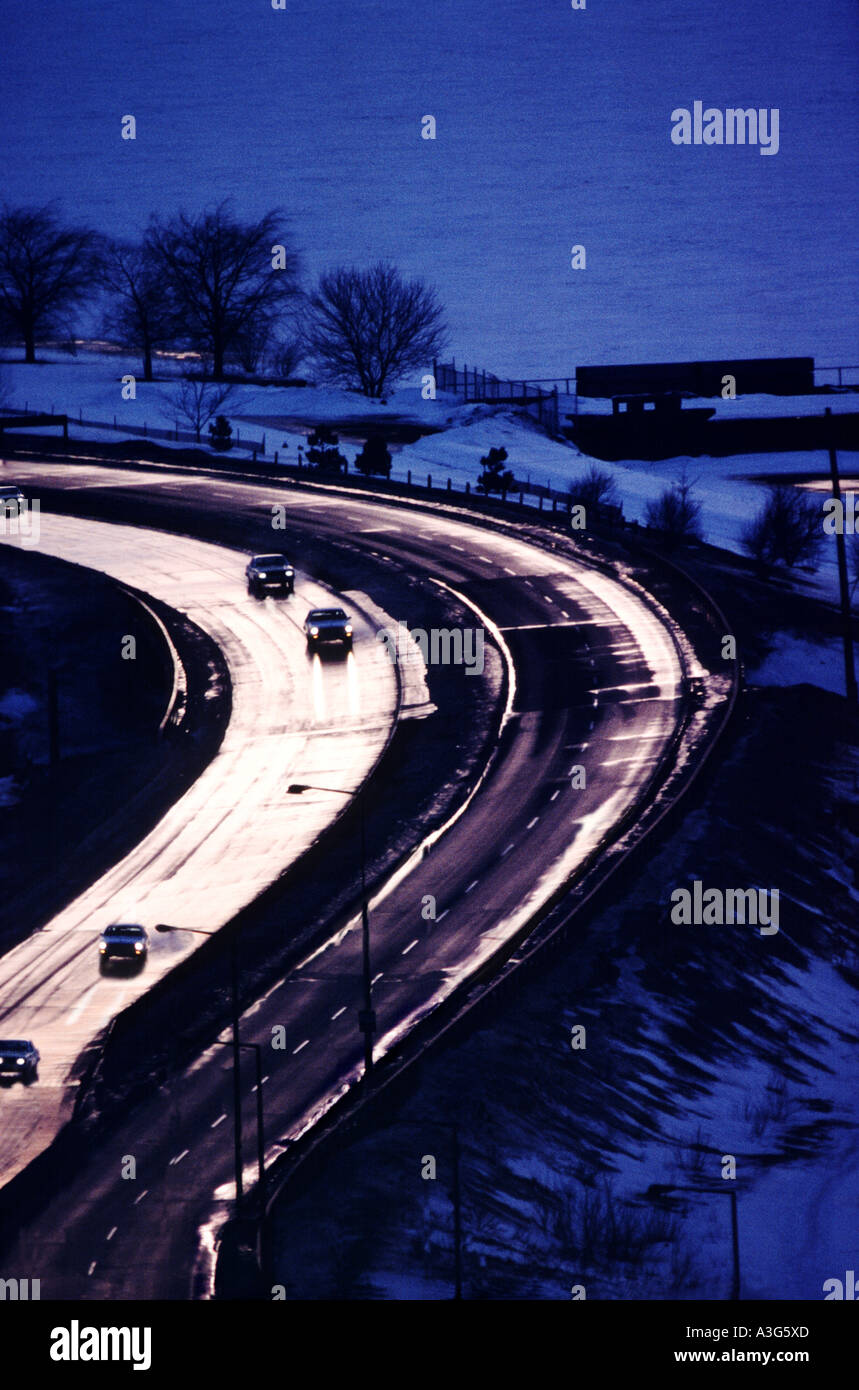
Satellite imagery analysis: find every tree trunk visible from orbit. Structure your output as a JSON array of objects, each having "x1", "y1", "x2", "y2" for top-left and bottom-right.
[
  {"x1": 143, "y1": 342, "x2": 153, "y2": 383},
  {"x1": 213, "y1": 341, "x2": 225, "y2": 381},
  {"x1": 24, "y1": 330, "x2": 35, "y2": 364}
]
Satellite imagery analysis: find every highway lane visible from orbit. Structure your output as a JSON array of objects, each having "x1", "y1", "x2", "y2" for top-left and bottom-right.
[
  {"x1": 0, "y1": 461, "x2": 685, "y2": 1296},
  {"x1": 0, "y1": 513, "x2": 398, "y2": 1187}
]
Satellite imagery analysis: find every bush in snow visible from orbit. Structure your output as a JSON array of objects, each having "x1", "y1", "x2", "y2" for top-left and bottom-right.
[
  {"x1": 208, "y1": 415, "x2": 233, "y2": 451},
  {"x1": 568, "y1": 463, "x2": 620, "y2": 514},
  {"x1": 645, "y1": 476, "x2": 702, "y2": 547},
  {"x1": 477, "y1": 446, "x2": 515, "y2": 496},
  {"x1": 354, "y1": 435, "x2": 392, "y2": 478},
  {"x1": 741, "y1": 483, "x2": 822, "y2": 573},
  {"x1": 306, "y1": 426, "x2": 347, "y2": 474}
]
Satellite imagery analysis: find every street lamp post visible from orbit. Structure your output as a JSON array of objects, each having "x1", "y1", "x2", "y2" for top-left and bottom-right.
[
  {"x1": 287, "y1": 782, "x2": 376, "y2": 1077},
  {"x1": 156, "y1": 923, "x2": 244, "y2": 1209},
  {"x1": 215, "y1": 1038, "x2": 266, "y2": 1209}
]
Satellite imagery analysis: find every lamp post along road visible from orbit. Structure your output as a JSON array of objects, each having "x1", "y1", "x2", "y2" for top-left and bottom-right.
[
  {"x1": 287, "y1": 783, "x2": 376, "y2": 1077},
  {"x1": 156, "y1": 923, "x2": 244, "y2": 1208}
]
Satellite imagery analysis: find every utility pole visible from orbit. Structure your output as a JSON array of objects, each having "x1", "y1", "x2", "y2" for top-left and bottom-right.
[
  {"x1": 452, "y1": 1125, "x2": 463, "y2": 1300},
  {"x1": 729, "y1": 1188, "x2": 740, "y2": 1302},
  {"x1": 826, "y1": 408, "x2": 858, "y2": 707},
  {"x1": 357, "y1": 794, "x2": 376, "y2": 1078},
  {"x1": 230, "y1": 935, "x2": 243, "y2": 1209}
]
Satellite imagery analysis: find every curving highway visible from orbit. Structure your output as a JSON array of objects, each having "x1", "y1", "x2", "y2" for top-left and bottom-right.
[{"x1": 0, "y1": 458, "x2": 686, "y2": 1297}]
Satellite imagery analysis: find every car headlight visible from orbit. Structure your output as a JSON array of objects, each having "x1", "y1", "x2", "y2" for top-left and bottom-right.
[
  {"x1": 344, "y1": 625, "x2": 352, "y2": 636},
  {"x1": 134, "y1": 942, "x2": 144, "y2": 952},
  {"x1": 310, "y1": 626, "x2": 318, "y2": 636},
  {"x1": 259, "y1": 572, "x2": 267, "y2": 579},
  {"x1": 99, "y1": 943, "x2": 107, "y2": 953},
  {"x1": 16, "y1": 1057, "x2": 24, "y2": 1066}
]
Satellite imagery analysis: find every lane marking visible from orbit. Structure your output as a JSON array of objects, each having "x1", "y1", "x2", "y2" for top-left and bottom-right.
[
  {"x1": 543, "y1": 594, "x2": 555, "y2": 604},
  {"x1": 211, "y1": 1113, "x2": 227, "y2": 1129},
  {"x1": 292, "y1": 1039, "x2": 309, "y2": 1054},
  {"x1": 436, "y1": 909, "x2": 449, "y2": 922},
  {"x1": 88, "y1": 1261, "x2": 97, "y2": 1277},
  {"x1": 330, "y1": 1006, "x2": 347, "y2": 1020},
  {"x1": 501, "y1": 842, "x2": 515, "y2": 857},
  {"x1": 106, "y1": 1227, "x2": 117, "y2": 1241},
  {"x1": 133, "y1": 1189, "x2": 148, "y2": 1205},
  {"x1": 503, "y1": 566, "x2": 516, "y2": 575},
  {"x1": 169, "y1": 1149, "x2": 189, "y2": 1165},
  {"x1": 550, "y1": 790, "x2": 560, "y2": 801},
  {"x1": 372, "y1": 971, "x2": 384, "y2": 984},
  {"x1": 402, "y1": 939, "x2": 418, "y2": 955},
  {"x1": 526, "y1": 817, "x2": 539, "y2": 829},
  {"x1": 450, "y1": 544, "x2": 465, "y2": 552},
  {"x1": 465, "y1": 880, "x2": 479, "y2": 894}
]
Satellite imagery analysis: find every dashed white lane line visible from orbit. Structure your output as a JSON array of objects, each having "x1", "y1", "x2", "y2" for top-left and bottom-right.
[
  {"x1": 436, "y1": 909, "x2": 449, "y2": 923},
  {"x1": 66, "y1": 983, "x2": 98, "y2": 1025},
  {"x1": 560, "y1": 609, "x2": 571, "y2": 619},
  {"x1": 465, "y1": 880, "x2": 479, "y2": 894},
  {"x1": 169, "y1": 1149, "x2": 189, "y2": 1166},
  {"x1": 372, "y1": 972, "x2": 384, "y2": 985},
  {"x1": 211, "y1": 1113, "x2": 227, "y2": 1129},
  {"x1": 478, "y1": 554, "x2": 492, "y2": 564},
  {"x1": 87, "y1": 1261, "x2": 97, "y2": 1277},
  {"x1": 451, "y1": 544, "x2": 465, "y2": 552},
  {"x1": 106, "y1": 1226, "x2": 117, "y2": 1241},
  {"x1": 504, "y1": 567, "x2": 516, "y2": 575},
  {"x1": 501, "y1": 843, "x2": 515, "y2": 857},
  {"x1": 330, "y1": 1005, "x2": 347, "y2": 1020},
  {"x1": 526, "y1": 817, "x2": 539, "y2": 830},
  {"x1": 525, "y1": 580, "x2": 535, "y2": 588},
  {"x1": 543, "y1": 594, "x2": 555, "y2": 604},
  {"x1": 402, "y1": 939, "x2": 419, "y2": 955},
  {"x1": 550, "y1": 790, "x2": 560, "y2": 802},
  {"x1": 133, "y1": 1189, "x2": 149, "y2": 1205},
  {"x1": 292, "y1": 1039, "x2": 309, "y2": 1055}
]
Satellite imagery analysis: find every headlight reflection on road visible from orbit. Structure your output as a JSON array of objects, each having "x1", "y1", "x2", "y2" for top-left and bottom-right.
[
  {"x1": 311, "y1": 651, "x2": 326, "y2": 721},
  {"x1": 346, "y1": 648, "x2": 360, "y2": 716}
]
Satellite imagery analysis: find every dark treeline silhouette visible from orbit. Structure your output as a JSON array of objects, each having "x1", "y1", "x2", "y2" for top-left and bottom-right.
[{"x1": 0, "y1": 202, "x2": 447, "y2": 395}]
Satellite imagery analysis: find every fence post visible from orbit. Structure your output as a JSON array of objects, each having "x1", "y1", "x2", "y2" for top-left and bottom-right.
[
  {"x1": 427, "y1": 473, "x2": 432, "y2": 489},
  {"x1": 463, "y1": 365, "x2": 468, "y2": 402},
  {"x1": 274, "y1": 450, "x2": 278, "y2": 466},
  {"x1": 407, "y1": 469, "x2": 412, "y2": 486},
  {"x1": 113, "y1": 415, "x2": 116, "y2": 428},
  {"x1": 262, "y1": 433, "x2": 266, "y2": 453},
  {"x1": 144, "y1": 422, "x2": 147, "y2": 437},
  {"x1": 465, "y1": 480, "x2": 470, "y2": 495},
  {"x1": 446, "y1": 477, "x2": 451, "y2": 490}
]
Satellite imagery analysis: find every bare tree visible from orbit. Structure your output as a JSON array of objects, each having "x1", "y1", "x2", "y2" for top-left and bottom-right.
[
  {"x1": 0, "y1": 204, "x2": 104, "y2": 363},
  {"x1": 268, "y1": 335, "x2": 304, "y2": 380},
  {"x1": 301, "y1": 262, "x2": 448, "y2": 398},
  {"x1": 645, "y1": 475, "x2": 703, "y2": 547},
  {"x1": 146, "y1": 202, "x2": 300, "y2": 381},
  {"x1": 569, "y1": 463, "x2": 620, "y2": 513},
  {"x1": 100, "y1": 239, "x2": 174, "y2": 382},
  {"x1": 741, "y1": 484, "x2": 822, "y2": 573},
  {"x1": 171, "y1": 374, "x2": 234, "y2": 441}
]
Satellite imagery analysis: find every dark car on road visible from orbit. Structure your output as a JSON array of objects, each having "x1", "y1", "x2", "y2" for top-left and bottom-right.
[
  {"x1": 0, "y1": 1039, "x2": 39, "y2": 1085},
  {"x1": 246, "y1": 553, "x2": 295, "y2": 597},
  {"x1": 0, "y1": 485, "x2": 26, "y2": 516},
  {"x1": 99, "y1": 923, "x2": 149, "y2": 972},
  {"x1": 304, "y1": 607, "x2": 353, "y2": 651}
]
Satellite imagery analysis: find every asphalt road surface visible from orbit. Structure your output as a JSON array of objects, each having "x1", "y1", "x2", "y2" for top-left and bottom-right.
[{"x1": 0, "y1": 458, "x2": 684, "y2": 1298}]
